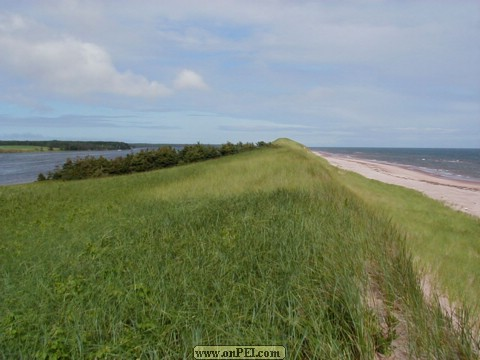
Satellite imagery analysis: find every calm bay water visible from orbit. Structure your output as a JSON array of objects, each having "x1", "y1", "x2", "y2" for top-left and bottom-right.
[
  {"x1": 0, "y1": 149, "x2": 140, "y2": 186},
  {"x1": 311, "y1": 147, "x2": 480, "y2": 183}
]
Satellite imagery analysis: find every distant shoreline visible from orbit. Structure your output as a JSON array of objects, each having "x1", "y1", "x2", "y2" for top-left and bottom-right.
[
  {"x1": 311, "y1": 147, "x2": 480, "y2": 184},
  {"x1": 0, "y1": 147, "x2": 59, "y2": 153},
  {"x1": 0, "y1": 140, "x2": 131, "y2": 152},
  {"x1": 314, "y1": 151, "x2": 480, "y2": 218},
  {"x1": 314, "y1": 150, "x2": 480, "y2": 185}
]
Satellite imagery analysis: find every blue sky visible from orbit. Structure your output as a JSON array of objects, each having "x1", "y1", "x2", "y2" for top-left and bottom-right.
[{"x1": 0, "y1": 0, "x2": 479, "y2": 147}]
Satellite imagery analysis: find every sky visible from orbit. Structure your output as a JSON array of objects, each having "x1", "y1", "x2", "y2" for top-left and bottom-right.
[{"x1": 0, "y1": 0, "x2": 479, "y2": 147}]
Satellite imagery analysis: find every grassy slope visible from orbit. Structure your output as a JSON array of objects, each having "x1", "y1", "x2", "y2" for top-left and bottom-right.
[
  {"x1": 328, "y1": 161, "x2": 480, "y2": 311},
  {"x1": 0, "y1": 139, "x2": 476, "y2": 359}
]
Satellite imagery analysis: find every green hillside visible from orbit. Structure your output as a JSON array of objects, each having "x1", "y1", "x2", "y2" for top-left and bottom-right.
[
  {"x1": 328, "y1": 157, "x2": 480, "y2": 316},
  {"x1": 0, "y1": 139, "x2": 477, "y2": 359}
]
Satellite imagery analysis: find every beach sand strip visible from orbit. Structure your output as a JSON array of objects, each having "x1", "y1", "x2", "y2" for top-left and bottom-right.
[{"x1": 313, "y1": 152, "x2": 480, "y2": 218}]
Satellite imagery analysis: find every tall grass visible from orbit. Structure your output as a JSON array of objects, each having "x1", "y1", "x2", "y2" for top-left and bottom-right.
[
  {"x1": 328, "y1": 157, "x2": 480, "y2": 314},
  {"x1": 0, "y1": 139, "x2": 477, "y2": 358}
]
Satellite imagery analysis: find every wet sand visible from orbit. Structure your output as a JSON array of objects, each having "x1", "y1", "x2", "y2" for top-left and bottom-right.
[{"x1": 313, "y1": 151, "x2": 480, "y2": 218}]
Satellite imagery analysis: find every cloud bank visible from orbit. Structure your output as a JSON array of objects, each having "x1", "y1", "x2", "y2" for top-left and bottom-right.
[
  {"x1": 0, "y1": 13, "x2": 207, "y2": 98},
  {"x1": 0, "y1": 1, "x2": 478, "y2": 146}
]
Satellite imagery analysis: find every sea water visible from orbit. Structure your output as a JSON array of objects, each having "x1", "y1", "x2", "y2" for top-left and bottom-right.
[
  {"x1": 0, "y1": 149, "x2": 141, "y2": 185},
  {"x1": 311, "y1": 148, "x2": 480, "y2": 183}
]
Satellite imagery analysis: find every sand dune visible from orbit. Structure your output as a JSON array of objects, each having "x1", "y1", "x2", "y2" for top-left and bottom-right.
[{"x1": 314, "y1": 152, "x2": 480, "y2": 218}]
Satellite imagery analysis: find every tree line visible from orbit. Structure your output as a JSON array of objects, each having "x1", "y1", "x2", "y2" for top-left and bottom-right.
[
  {"x1": 0, "y1": 140, "x2": 131, "y2": 151},
  {"x1": 38, "y1": 141, "x2": 272, "y2": 181}
]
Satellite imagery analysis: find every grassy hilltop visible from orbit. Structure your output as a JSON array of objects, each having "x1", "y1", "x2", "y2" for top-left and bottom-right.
[{"x1": 0, "y1": 139, "x2": 478, "y2": 359}]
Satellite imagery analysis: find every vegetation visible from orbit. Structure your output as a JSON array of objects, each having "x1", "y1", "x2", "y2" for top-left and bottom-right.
[
  {"x1": 328, "y1": 160, "x2": 480, "y2": 316},
  {"x1": 38, "y1": 141, "x2": 271, "y2": 181},
  {"x1": 0, "y1": 145, "x2": 59, "y2": 153},
  {"x1": 0, "y1": 139, "x2": 478, "y2": 358},
  {"x1": 0, "y1": 140, "x2": 131, "y2": 152}
]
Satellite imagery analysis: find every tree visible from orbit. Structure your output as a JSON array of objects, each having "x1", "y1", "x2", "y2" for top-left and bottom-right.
[
  {"x1": 179, "y1": 144, "x2": 220, "y2": 163},
  {"x1": 39, "y1": 141, "x2": 270, "y2": 181},
  {"x1": 219, "y1": 142, "x2": 237, "y2": 156}
]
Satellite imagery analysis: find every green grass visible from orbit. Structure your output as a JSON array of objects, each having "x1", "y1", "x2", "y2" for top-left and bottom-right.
[
  {"x1": 329, "y1": 162, "x2": 480, "y2": 312},
  {"x1": 0, "y1": 145, "x2": 58, "y2": 153},
  {"x1": 0, "y1": 139, "x2": 477, "y2": 358}
]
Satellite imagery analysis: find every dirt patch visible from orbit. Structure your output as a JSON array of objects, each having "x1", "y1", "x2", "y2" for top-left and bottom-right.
[{"x1": 366, "y1": 279, "x2": 409, "y2": 360}]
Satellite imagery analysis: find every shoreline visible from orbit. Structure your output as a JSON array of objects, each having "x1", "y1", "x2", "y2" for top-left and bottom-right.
[{"x1": 313, "y1": 151, "x2": 480, "y2": 218}]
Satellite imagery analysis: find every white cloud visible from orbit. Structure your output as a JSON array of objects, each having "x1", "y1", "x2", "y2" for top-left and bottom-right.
[
  {"x1": 173, "y1": 69, "x2": 209, "y2": 90},
  {"x1": 0, "y1": 13, "x2": 212, "y2": 98},
  {"x1": 0, "y1": 13, "x2": 172, "y2": 98},
  {"x1": 0, "y1": 13, "x2": 27, "y2": 32}
]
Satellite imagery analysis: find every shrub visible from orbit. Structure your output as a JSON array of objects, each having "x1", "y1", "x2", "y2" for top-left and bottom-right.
[{"x1": 41, "y1": 141, "x2": 271, "y2": 182}]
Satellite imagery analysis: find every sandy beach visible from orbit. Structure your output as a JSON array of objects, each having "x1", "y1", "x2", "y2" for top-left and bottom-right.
[{"x1": 314, "y1": 152, "x2": 480, "y2": 218}]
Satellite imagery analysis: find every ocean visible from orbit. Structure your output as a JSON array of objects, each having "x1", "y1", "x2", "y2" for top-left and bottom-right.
[
  {"x1": 0, "y1": 149, "x2": 142, "y2": 186},
  {"x1": 311, "y1": 148, "x2": 480, "y2": 183}
]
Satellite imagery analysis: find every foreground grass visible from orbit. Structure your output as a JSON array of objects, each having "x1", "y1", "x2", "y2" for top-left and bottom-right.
[
  {"x1": 0, "y1": 139, "x2": 477, "y2": 358},
  {"x1": 327, "y1": 160, "x2": 480, "y2": 314}
]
